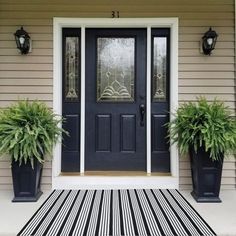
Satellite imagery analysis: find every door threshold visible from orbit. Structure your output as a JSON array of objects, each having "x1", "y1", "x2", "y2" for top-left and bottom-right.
[
  {"x1": 53, "y1": 174, "x2": 178, "y2": 189},
  {"x1": 61, "y1": 171, "x2": 171, "y2": 177}
]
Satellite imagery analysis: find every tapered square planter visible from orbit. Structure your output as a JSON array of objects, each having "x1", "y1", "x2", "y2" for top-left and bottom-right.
[
  {"x1": 190, "y1": 147, "x2": 223, "y2": 203},
  {"x1": 11, "y1": 160, "x2": 43, "y2": 202}
]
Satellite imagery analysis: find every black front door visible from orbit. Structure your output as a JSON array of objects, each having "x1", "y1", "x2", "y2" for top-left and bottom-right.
[{"x1": 85, "y1": 29, "x2": 147, "y2": 171}]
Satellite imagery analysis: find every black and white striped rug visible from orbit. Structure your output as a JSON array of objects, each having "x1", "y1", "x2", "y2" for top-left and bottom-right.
[{"x1": 18, "y1": 189, "x2": 215, "y2": 236}]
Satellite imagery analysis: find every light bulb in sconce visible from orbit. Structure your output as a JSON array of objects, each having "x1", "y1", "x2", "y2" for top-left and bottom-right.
[
  {"x1": 19, "y1": 36, "x2": 25, "y2": 46},
  {"x1": 207, "y1": 38, "x2": 213, "y2": 46}
]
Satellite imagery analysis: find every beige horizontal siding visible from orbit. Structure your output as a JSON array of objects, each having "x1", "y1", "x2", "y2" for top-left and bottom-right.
[
  {"x1": 0, "y1": 78, "x2": 52, "y2": 86},
  {"x1": 179, "y1": 64, "x2": 234, "y2": 71},
  {"x1": 0, "y1": 86, "x2": 52, "y2": 93},
  {"x1": 179, "y1": 57, "x2": 234, "y2": 64},
  {"x1": 0, "y1": 71, "x2": 52, "y2": 78},
  {"x1": 0, "y1": 0, "x2": 235, "y2": 191},
  {"x1": 0, "y1": 94, "x2": 52, "y2": 101},
  {"x1": 0, "y1": 56, "x2": 53, "y2": 63},
  {"x1": 179, "y1": 79, "x2": 235, "y2": 86},
  {"x1": 0, "y1": 64, "x2": 52, "y2": 70},
  {"x1": 0, "y1": 101, "x2": 53, "y2": 108},
  {"x1": 179, "y1": 87, "x2": 235, "y2": 94},
  {"x1": 179, "y1": 94, "x2": 235, "y2": 102}
]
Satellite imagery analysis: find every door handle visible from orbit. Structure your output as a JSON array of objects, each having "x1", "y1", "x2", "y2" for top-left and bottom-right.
[{"x1": 139, "y1": 104, "x2": 145, "y2": 127}]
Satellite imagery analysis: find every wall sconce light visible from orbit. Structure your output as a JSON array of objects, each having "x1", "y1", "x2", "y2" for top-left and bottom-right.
[
  {"x1": 202, "y1": 27, "x2": 218, "y2": 55},
  {"x1": 14, "y1": 26, "x2": 31, "y2": 54}
]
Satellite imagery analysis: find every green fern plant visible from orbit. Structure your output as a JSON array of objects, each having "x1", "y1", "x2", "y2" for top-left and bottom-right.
[
  {"x1": 167, "y1": 97, "x2": 236, "y2": 161},
  {"x1": 0, "y1": 100, "x2": 67, "y2": 167}
]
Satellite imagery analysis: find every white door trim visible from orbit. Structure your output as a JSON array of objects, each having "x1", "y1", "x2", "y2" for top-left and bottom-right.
[
  {"x1": 53, "y1": 17, "x2": 179, "y2": 189},
  {"x1": 146, "y1": 26, "x2": 152, "y2": 174}
]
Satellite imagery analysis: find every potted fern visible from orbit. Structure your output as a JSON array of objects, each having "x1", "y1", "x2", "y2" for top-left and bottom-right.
[
  {"x1": 168, "y1": 97, "x2": 236, "y2": 202},
  {"x1": 0, "y1": 100, "x2": 65, "y2": 202}
]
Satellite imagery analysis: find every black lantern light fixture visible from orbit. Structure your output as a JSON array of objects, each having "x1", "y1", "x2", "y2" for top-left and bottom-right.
[
  {"x1": 202, "y1": 27, "x2": 218, "y2": 55},
  {"x1": 14, "y1": 26, "x2": 31, "y2": 54}
]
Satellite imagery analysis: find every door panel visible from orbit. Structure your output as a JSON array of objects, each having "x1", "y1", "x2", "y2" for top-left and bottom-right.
[
  {"x1": 61, "y1": 28, "x2": 81, "y2": 172},
  {"x1": 120, "y1": 115, "x2": 136, "y2": 152},
  {"x1": 95, "y1": 114, "x2": 111, "y2": 152},
  {"x1": 63, "y1": 114, "x2": 80, "y2": 151},
  {"x1": 85, "y1": 28, "x2": 147, "y2": 171},
  {"x1": 151, "y1": 28, "x2": 170, "y2": 172}
]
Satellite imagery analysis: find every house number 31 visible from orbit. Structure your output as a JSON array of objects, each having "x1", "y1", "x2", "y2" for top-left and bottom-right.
[{"x1": 112, "y1": 11, "x2": 120, "y2": 18}]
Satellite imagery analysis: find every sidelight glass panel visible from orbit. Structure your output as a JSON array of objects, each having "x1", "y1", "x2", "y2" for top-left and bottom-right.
[
  {"x1": 65, "y1": 37, "x2": 80, "y2": 101},
  {"x1": 97, "y1": 38, "x2": 135, "y2": 102},
  {"x1": 152, "y1": 37, "x2": 167, "y2": 101}
]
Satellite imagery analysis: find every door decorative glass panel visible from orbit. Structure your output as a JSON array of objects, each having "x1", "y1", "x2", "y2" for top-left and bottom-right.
[
  {"x1": 62, "y1": 28, "x2": 81, "y2": 172},
  {"x1": 97, "y1": 38, "x2": 135, "y2": 102},
  {"x1": 152, "y1": 37, "x2": 167, "y2": 101},
  {"x1": 65, "y1": 37, "x2": 80, "y2": 101}
]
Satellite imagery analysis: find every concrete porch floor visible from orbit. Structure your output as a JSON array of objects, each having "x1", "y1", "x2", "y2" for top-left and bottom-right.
[{"x1": 0, "y1": 190, "x2": 235, "y2": 236}]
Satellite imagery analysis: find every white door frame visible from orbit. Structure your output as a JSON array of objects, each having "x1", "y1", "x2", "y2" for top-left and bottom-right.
[{"x1": 52, "y1": 18, "x2": 179, "y2": 189}]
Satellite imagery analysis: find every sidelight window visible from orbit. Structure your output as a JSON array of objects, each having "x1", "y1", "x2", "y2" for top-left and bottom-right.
[
  {"x1": 64, "y1": 37, "x2": 80, "y2": 101},
  {"x1": 152, "y1": 37, "x2": 167, "y2": 102}
]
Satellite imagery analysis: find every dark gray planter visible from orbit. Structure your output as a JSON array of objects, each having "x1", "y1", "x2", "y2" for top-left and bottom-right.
[
  {"x1": 190, "y1": 146, "x2": 223, "y2": 203},
  {"x1": 11, "y1": 160, "x2": 43, "y2": 202}
]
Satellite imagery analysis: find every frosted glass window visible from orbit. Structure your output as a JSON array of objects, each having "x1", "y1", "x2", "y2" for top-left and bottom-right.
[
  {"x1": 65, "y1": 37, "x2": 80, "y2": 101},
  {"x1": 152, "y1": 37, "x2": 167, "y2": 101},
  {"x1": 97, "y1": 38, "x2": 135, "y2": 102}
]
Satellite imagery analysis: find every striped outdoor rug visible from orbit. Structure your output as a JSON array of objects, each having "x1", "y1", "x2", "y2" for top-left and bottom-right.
[{"x1": 18, "y1": 189, "x2": 215, "y2": 236}]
